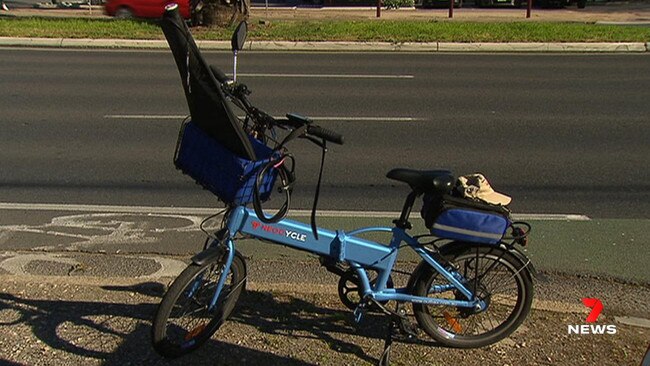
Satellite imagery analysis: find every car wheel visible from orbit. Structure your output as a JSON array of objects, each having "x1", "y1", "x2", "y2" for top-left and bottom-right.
[{"x1": 115, "y1": 6, "x2": 134, "y2": 19}]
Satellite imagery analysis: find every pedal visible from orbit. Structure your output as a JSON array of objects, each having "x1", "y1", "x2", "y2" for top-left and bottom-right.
[{"x1": 353, "y1": 303, "x2": 367, "y2": 323}]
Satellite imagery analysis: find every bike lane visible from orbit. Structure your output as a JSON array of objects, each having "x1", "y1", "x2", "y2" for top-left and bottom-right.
[{"x1": 1, "y1": 205, "x2": 647, "y2": 282}]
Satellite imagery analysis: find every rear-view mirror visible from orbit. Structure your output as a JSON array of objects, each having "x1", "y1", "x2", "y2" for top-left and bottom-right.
[{"x1": 231, "y1": 21, "x2": 248, "y2": 53}]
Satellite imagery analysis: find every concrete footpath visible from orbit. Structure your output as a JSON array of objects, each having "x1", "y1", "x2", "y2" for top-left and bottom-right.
[
  {"x1": 0, "y1": 252, "x2": 649, "y2": 365},
  {"x1": 1, "y1": 3, "x2": 650, "y2": 52}
]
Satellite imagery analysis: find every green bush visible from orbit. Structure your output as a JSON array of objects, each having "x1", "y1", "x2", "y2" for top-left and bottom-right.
[{"x1": 383, "y1": 0, "x2": 415, "y2": 9}]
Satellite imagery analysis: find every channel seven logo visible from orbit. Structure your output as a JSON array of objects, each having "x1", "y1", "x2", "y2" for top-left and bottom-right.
[{"x1": 567, "y1": 298, "x2": 617, "y2": 335}]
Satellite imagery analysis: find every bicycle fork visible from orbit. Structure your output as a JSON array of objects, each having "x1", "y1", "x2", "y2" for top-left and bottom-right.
[{"x1": 207, "y1": 238, "x2": 236, "y2": 312}]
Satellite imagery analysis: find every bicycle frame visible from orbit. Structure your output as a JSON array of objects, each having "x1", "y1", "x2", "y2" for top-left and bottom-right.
[{"x1": 209, "y1": 206, "x2": 486, "y2": 312}]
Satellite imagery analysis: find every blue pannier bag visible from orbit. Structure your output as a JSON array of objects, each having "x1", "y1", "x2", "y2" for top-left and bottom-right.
[
  {"x1": 174, "y1": 120, "x2": 278, "y2": 205},
  {"x1": 422, "y1": 195, "x2": 510, "y2": 245}
]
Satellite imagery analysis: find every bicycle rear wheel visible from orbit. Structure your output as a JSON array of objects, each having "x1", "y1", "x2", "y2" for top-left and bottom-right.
[
  {"x1": 412, "y1": 244, "x2": 533, "y2": 348},
  {"x1": 151, "y1": 249, "x2": 246, "y2": 358}
]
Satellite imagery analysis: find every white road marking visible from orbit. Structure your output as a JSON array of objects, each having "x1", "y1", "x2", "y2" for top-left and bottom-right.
[
  {"x1": 104, "y1": 115, "x2": 186, "y2": 119},
  {"x1": 0, "y1": 211, "x2": 204, "y2": 250},
  {"x1": 514, "y1": 213, "x2": 591, "y2": 221},
  {"x1": 235, "y1": 73, "x2": 414, "y2": 79},
  {"x1": 103, "y1": 115, "x2": 422, "y2": 122},
  {"x1": 0, "y1": 202, "x2": 590, "y2": 221},
  {"x1": 307, "y1": 116, "x2": 422, "y2": 122}
]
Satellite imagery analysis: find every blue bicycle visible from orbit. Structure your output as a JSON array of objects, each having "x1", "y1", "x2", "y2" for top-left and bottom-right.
[{"x1": 152, "y1": 5, "x2": 536, "y2": 363}]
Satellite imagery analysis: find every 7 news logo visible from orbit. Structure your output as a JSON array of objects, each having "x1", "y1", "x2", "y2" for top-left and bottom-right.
[{"x1": 567, "y1": 298, "x2": 617, "y2": 335}]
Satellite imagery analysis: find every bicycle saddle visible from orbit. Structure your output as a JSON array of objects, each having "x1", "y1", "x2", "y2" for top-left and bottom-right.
[{"x1": 386, "y1": 168, "x2": 454, "y2": 195}]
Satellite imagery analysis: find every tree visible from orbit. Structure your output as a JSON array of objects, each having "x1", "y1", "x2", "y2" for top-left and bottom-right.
[{"x1": 191, "y1": 0, "x2": 250, "y2": 27}]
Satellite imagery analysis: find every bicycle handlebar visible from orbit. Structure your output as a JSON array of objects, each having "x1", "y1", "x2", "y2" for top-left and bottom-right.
[
  {"x1": 215, "y1": 69, "x2": 344, "y2": 146},
  {"x1": 306, "y1": 125, "x2": 344, "y2": 145}
]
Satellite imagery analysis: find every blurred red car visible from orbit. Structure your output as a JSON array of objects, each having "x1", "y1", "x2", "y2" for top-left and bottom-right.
[{"x1": 104, "y1": 0, "x2": 190, "y2": 19}]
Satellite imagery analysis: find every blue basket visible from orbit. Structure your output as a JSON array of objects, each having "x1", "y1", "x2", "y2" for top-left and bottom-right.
[{"x1": 174, "y1": 121, "x2": 278, "y2": 205}]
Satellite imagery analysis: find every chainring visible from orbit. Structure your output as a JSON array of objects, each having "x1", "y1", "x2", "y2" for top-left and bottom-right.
[{"x1": 337, "y1": 269, "x2": 394, "y2": 311}]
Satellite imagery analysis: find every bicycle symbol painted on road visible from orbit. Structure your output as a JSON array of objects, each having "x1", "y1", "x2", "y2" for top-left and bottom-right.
[{"x1": 0, "y1": 213, "x2": 209, "y2": 250}]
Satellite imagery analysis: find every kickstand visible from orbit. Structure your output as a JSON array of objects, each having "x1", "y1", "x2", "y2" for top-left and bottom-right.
[{"x1": 378, "y1": 317, "x2": 398, "y2": 366}]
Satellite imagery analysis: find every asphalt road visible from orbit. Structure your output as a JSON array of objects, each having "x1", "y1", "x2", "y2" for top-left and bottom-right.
[
  {"x1": 1, "y1": 48, "x2": 649, "y2": 366},
  {"x1": 0, "y1": 49, "x2": 649, "y2": 218}
]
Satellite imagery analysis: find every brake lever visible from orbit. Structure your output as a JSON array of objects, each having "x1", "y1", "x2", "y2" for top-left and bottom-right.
[{"x1": 303, "y1": 135, "x2": 326, "y2": 149}]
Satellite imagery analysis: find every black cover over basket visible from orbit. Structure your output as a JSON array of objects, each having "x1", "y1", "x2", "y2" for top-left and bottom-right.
[{"x1": 161, "y1": 6, "x2": 256, "y2": 160}]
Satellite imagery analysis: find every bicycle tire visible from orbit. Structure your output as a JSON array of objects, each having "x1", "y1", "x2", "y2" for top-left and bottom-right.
[
  {"x1": 151, "y1": 250, "x2": 246, "y2": 358},
  {"x1": 412, "y1": 244, "x2": 533, "y2": 348}
]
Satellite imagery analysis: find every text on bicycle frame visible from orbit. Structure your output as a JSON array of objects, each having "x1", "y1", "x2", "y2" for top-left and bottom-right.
[{"x1": 251, "y1": 221, "x2": 307, "y2": 242}]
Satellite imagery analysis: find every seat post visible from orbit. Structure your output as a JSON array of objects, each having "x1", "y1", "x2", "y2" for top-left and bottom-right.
[{"x1": 393, "y1": 190, "x2": 419, "y2": 230}]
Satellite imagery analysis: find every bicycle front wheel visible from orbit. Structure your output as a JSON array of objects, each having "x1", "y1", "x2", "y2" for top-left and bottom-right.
[
  {"x1": 412, "y1": 244, "x2": 533, "y2": 348},
  {"x1": 151, "y1": 249, "x2": 246, "y2": 358}
]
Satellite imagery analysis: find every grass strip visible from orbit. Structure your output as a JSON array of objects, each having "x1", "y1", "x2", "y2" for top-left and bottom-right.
[{"x1": 1, "y1": 17, "x2": 649, "y2": 42}]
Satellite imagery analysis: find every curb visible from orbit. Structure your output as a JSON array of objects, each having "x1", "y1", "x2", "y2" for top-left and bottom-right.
[
  {"x1": 437, "y1": 41, "x2": 647, "y2": 52},
  {"x1": 0, "y1": 37, "x2": 648, "y2": 52},
  {"x1": 614, "y1": 316, "x2": 650, "y2": 329}
]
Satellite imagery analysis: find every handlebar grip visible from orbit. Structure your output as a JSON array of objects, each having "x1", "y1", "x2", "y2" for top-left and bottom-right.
[{"x1": 307, "y1": 125, "x2": 344, "y2": 145}]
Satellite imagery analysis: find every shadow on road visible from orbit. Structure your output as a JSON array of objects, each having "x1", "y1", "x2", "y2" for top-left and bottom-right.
[{"x1": 0, "y1": 284, "x2": 440, "y2": 365}]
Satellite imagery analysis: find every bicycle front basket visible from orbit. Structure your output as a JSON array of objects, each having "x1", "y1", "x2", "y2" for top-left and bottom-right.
[{"x1": 174, "y1": 120, "x2": 278, "y2": 205}]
